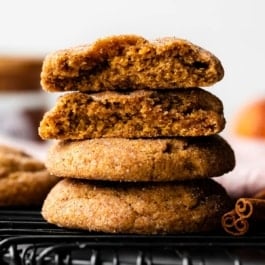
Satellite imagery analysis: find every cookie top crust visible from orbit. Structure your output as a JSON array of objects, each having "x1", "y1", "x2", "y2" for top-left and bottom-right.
[
  {"x1": 45, "y1": 135, "x2": 235, "y2": 182},
  {"x1": 0, "y1": 144, "x2": 45, "y2": 175},
  {"x1": 41, "y1": 35, "x2": 224, "y2": 92},
  {"x1": 42, "y1": 178, "x2": 231, "y2": 234}
]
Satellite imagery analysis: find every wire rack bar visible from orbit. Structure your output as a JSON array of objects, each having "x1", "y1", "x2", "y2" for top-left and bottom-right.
[{"x1": 0, "y1": 209, "x2": 265, "y2": 265}]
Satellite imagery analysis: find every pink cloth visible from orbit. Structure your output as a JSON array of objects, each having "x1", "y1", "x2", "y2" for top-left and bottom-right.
[{"x1": 215, "y1": 134, "x2": 265, "y2": 198}]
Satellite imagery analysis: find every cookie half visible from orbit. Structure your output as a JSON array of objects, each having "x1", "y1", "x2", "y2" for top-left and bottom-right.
[
  {"x1": 41, "y1": 35, "x2": 224, "y2": 92},
  {"x1": 46, "y1": 135, "x2": 235, "y2": 181},
  {"x1": 39, "y1": 89, "x2": 225, "y2": 140},
  {"x1": 42, "y1": 178, "x2": 231, "y2": 234},
  {"x1": 0, "y1": 145, "x2": 59, "y2": 206}
]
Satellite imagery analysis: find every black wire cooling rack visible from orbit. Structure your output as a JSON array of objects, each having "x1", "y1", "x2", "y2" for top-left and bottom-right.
[{"x1": 1, "y1": 208, "x2": 265, "y2": 265}]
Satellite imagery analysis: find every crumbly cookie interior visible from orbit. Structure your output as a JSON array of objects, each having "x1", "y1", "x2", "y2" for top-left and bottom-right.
[
  {"x1": 41, "y1": 35, "x2": 224, "y2": 92},
  {"x1": 39, "y1": 89, "x2": 225, "y2": 140}
]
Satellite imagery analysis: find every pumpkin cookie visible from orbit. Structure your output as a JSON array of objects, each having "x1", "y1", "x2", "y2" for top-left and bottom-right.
[
  {"x1": 45, "y1": 135, "x2": 235, "y2": 181},
  {"x1": 0, "y1": 145, "x2": 59, "y2": 206},
  {"x1": 40, "y1": 35, "x2": 224, "y2": 92},
  {"x1": 39, "y1": 88, "x2": 225, "y2": 140},
  {"x1": 0, "y1": 55, "x2": 43, "y2": 92},
  {"x1": 42, "y1": 178, "x2": 231, "y2": 234}
]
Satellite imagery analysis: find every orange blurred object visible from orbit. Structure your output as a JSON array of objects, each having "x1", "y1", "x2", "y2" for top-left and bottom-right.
[{"x1": 234, "y1": 98, "x2": 265, "y2": 138}]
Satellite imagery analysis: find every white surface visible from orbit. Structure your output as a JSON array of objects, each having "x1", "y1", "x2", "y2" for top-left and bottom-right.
[
  {"x1": 1, "y1": 0, "x2": 265, "y2": 121},
  {"x1": 215, "y1": 134, "x2": 265, "y2": 198}
]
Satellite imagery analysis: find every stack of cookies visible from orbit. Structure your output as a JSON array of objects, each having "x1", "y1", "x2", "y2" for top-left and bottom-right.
[{"x1": 39, "y1": 35, "x2": 235, "y2": 234}]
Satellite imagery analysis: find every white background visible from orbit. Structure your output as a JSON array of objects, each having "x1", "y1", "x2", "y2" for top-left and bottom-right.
[{"x1": 1, "y1": 0, "x2": 265, "y2": 129}]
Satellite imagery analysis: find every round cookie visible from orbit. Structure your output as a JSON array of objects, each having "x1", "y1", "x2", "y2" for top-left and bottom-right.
[
  {"x1": 0, "y1": 144, "x2": 59, "y2": 206},
  {"x1": 42, "y1": 178, "x2": 232, "y2": 234},
  {"x1": 41, "y1": 35, "x2": 224, "y2": 92},
  {"x1": 39, "y1": 89, "x2": 225, "y2": 140},
  {"x1": 46, "y1": 135, "x2": 235, "y2": 181},
  {"x1": 0, "y1": 55, "x2": 43, "y2": 92}
]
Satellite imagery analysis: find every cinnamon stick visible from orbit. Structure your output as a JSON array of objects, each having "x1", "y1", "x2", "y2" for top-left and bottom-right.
[
  {"x1": 221, "y1": 209, "x2": 249, "y2": 236},
  {"x1": 221, "y1": 198, "x2": 265, "y2": 236},
  {"x1": 254, "y1": 188, "x2": 265, "y2": 199},
  {"x1": 235, "y1": 198, "x2": 265, "y2": 220}
]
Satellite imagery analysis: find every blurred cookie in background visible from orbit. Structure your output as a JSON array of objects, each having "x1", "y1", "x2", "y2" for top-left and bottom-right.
[
  {"x1": 0, "y1": 144, "x2": 59, "y2": 207},
  {"x1": 0, "y1": 55, "x2": 48, "y2": 141},
  {"x1": 0, "y1": 55, "x2": 43, "y2": 92}
]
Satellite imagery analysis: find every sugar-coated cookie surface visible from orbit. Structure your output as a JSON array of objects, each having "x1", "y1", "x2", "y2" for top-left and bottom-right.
[
  {"x1": 46, "y1": 135, "x2": 235, "y2": 181},
  {"x1": 42, "y1": 178, "x2": 231, "y2": 234},
  {"x1": 0, "y1": 144, "x2": 59, "y2": 206},
  {"x1": 41, "y1": 35, "x2": 224, "y2": 92},
  {"x1": 39, "y1": 89, "x2": 225, "y2": 140}
]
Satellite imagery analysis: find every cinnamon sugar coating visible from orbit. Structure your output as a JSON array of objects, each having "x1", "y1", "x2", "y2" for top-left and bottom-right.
[
  {"x1": 42, "y1": 178, "x2": 231, "y2": 234},
  {"x1": 45, "y1": 135, "x2": 235, "y2": 181}
]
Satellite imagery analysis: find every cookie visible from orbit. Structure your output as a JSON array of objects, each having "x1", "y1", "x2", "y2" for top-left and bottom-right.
[
  {"x1": 45, "y1": 135, "x2": 235, "y2": 181},
  {"x1": 42, "y1": 178, "x2": 231, "y2": 234},
  {"x1": 39, "y1": 88, "x2": 225, "y2": 140},
  {"x1": 0, "y1": 55, "x2": 43, "y2": 91},
  {"x1": 0, "y1": 144, "x2": 59, "y2": 206},
  {"x1": 40, "y1": 35, "x2": 224, "y2": 92}
]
